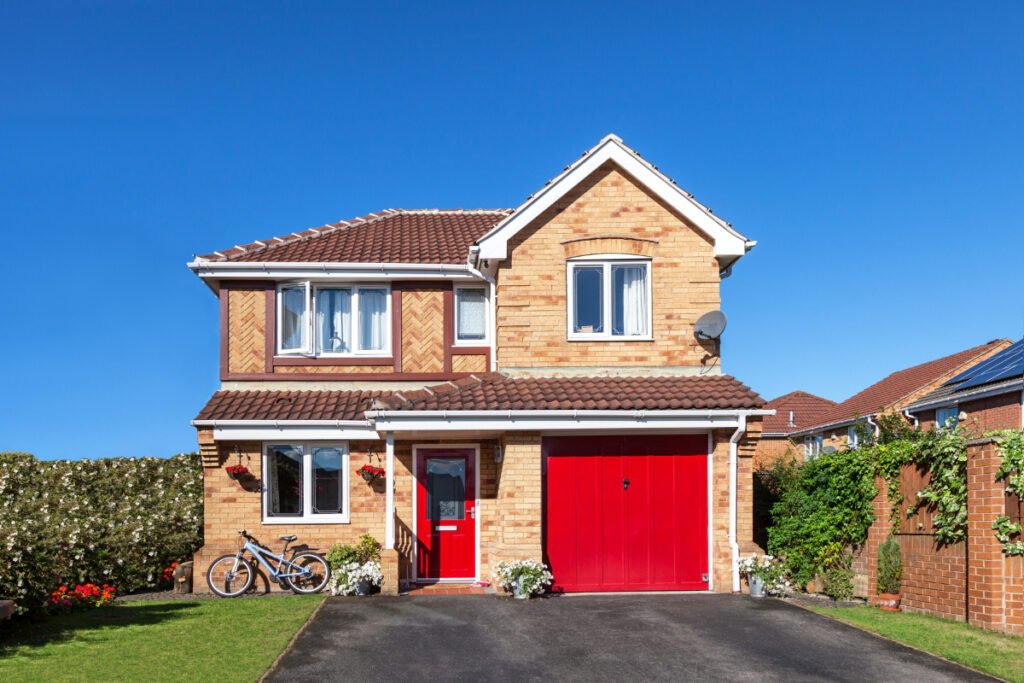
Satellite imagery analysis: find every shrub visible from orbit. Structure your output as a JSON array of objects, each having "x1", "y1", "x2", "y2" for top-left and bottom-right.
[
  {"x1": 327, "y1": 535, "x2": 383, "y2": 596},
  {"x1": 767, "y1": 448, "x2": 877, "y2": 587},
  {"x1": 822, "y1": 560, "x2": 855, "y2": 602},
  {"x1": 877, "y1": 536, "x2": 902, "y2": 594},
  {"x1": 326, "y1": 534, "x2": 381, "y2": 570},
  {"x1": 47, "y1": 583, "x2": 117, "y2": 613},
  {"x1": 0, "y1": 452, "x2": 203, "y2": 614}
]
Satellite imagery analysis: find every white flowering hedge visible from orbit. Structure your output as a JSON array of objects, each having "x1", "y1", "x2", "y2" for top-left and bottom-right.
[{"x1": 0, "y1": 451, "x2": 203, "y2": 613}]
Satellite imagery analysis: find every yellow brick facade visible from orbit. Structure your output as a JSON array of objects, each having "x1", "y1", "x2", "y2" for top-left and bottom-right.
[{"x1": 496, "y1": 162, "x2": 721, "y2": 370}]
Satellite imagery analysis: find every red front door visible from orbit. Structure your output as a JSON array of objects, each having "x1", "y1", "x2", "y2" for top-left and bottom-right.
[
  {"x1": 545, "y1": 435, "x2": 709, "y2": 592},
  {"x1": 416, "y1": 448, "x2": 477, "y2": 580}
]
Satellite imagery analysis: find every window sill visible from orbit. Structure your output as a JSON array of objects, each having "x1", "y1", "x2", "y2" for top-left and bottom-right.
[
  {"x1": 274, "y1": 355, "x2": 393, "y2": 366},
  {"x1": 262, "y1": 516, "x2": 350, "y2": 525},
  {"x1": 566, "y1": 335, "x2": 655, "y2": 343}
]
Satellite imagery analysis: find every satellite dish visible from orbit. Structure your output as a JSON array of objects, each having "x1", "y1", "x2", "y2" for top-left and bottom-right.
[{"x1": 694, "y1": 310, "x2": 727, "y2": 340}]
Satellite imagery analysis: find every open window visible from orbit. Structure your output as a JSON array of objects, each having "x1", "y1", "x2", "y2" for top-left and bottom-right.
[
  {"x1": 276, "y1": 283, "x2": 391, "y2": 356},
  {"x1": 567, "y1": 257, "x2": 652, "y2": 340}
]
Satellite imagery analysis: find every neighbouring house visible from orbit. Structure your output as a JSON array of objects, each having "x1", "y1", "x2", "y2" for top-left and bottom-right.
[
  {"x1": 864, "y1": 339, "x2": 1024, "y2": 633},
  {"x1": 790, "y1": 339, "x2": 1011, "y2": 458},
  {"x1": 754, "y1": 391, "x2": 836, "y2": 468},
  {"x1": 188, "y1": 134, "x2": 771, "y2": 595}
]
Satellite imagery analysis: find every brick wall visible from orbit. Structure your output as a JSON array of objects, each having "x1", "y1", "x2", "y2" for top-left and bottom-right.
[
  {"x1": 496, "y1": 162, "x2": 721, "y2": 371},
  {"x1": 862, "y1": 437, "x2": 1024, "y2": 634},
  {"x1": 918, "y1": 391, "x2": 1021, "y2": 434},
  {"x1": 753, "y1": 435, "x2": 800, "y2": 469}
]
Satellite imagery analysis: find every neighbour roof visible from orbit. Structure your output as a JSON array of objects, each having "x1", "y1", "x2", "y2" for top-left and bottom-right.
[
  {"x1": 761, "y1": 391, "x2": 837, "y2": 435},
  {"x1": 194, "y1": 390, "x2": 390, "y2": 422},
  {"x1": 907, "y1": 338, "x2": 1024, "y2": 411},
  {"x1": 196, "y1": 209, "x2": 510, "y2": 264},
  {"x1": 374, "y1": 373, "x2": 764, "y2": 412},
  {"x1": 798, "y1": 339, "x2": 1011, "y2": 433}
]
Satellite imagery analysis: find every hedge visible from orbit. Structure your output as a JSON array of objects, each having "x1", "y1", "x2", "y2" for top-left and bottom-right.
[{"x1": 0, "y1": 451, "x2": 203, "y2": 614}]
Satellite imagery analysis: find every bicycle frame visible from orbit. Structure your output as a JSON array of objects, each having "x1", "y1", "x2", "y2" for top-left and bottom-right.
[{"x1": 234, "y1": 540, "x2": 312, "y2": 581}]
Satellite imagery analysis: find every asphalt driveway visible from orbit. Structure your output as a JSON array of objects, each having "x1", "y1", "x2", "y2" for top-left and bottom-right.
[{"x1": 266, "y1": 594, "x2": 993, "y2": 682}]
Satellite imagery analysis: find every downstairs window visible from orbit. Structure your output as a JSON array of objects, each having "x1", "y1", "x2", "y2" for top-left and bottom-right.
[{"x1": 264, "y1": 443, "x2": 349, "y2": 523}]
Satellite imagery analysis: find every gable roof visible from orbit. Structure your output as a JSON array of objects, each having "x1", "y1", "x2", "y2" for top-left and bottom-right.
[
  {"x1": 372, "y1": 373, "x2": 764, "y2": 412},
  {"x1": 474, "y1": 134, "x2": 753, "y2": 267},
  {"x1": 194, "y1": 209, "x2": 509, "y2": 265},
  {"x1": 762, "y1": 391, "x2": 837, "y2": 435},
  {"x1": 796, "y1": 339, "x2": 1012, "y2": 434}
]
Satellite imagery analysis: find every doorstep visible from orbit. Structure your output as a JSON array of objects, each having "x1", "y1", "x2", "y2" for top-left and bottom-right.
[{"x1": 401, "y1": 582, "x2": 493, "y2": 596}]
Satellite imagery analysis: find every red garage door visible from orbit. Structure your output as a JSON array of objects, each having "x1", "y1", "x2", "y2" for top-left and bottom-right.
[{"x1": 545, "y1": 435, "x2": 709, "y2": 592}]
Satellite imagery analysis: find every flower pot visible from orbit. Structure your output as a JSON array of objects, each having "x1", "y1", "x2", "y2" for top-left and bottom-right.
[
  {"x1": 226, "y1": 470, "x2": 239, "y2": 480},
  {"x1": 513, "y1": 576, "x2": 529, "y2": 600},
  {"x1": 354, "y1": 579, "x2": 372, "y2": 596},
  {"x1": 748, "y1": 575, "x2": 765, "y2": 598},
  {"x1": 877, "y1": 593, "x2": 901, "y2": 612},
  {"x1": 359, "y1": 471, "x2": 377, "y2": 483}
]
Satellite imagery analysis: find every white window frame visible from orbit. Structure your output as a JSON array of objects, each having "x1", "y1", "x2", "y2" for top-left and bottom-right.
[
  {"x1": 565, "y1": 255, "x2": 653, "y2": 341},
  {"x1": 935, "y1": 406, "x2": 959, "y2": 430},
  {"x1": 804, "y1": 434, "x2": 823, "y2": 460},
  {"x1": 848, "y1": 424, "x2": 869, "y2": 449},
  {"x1": 262, "y1": 442, "x2": 350, "y2": 524},
  {"x1": 275, "y1": 282, "x2": 392, "y2": 357},
  {"x1": 453, "y1": 285, "x2": 489, "y2": 346}
]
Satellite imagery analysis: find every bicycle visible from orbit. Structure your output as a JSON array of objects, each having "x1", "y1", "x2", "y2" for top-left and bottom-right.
[{"x1": 206, "y1": 530, "x2": 331, "y2": 597}]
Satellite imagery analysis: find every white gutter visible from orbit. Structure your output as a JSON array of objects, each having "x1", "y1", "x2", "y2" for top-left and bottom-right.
[
  {"x1": 466, "y1": 249, "x2": 499, "y2": 372},
  {"x1": 902, "y1": 409, "x2": 919, "y2": 429},
  {"x1": 365, "y1": 409, "x2": 774, "y2": 419},
  {"x1": 191, "y1": 419, "x2": 373, "y2": 427},
  {"x1": 188, "y1": 260, "x2": 478, "y2": 273},
  {"x1": 866, "y1": 415, "x2": 879, "y2": 440},
  {"x1": 728, "y1": 415, "x2": 746, "y2": 593}
]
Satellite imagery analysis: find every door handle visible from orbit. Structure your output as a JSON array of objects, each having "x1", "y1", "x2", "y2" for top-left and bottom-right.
[
  {"x1": 469, "y1": 507, "x2": 476, "y2": 519},
  {"x1": 623, "y1": 479, "x2": 630, "y2": 491}
]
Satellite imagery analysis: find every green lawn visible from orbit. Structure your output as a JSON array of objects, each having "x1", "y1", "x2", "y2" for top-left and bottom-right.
[
  {"x1": 0, "y1": 596, "x2": 323, "y2": 683},
  {"x1": 808, "y1": 605, "x2": 1024, "y2": 682}
]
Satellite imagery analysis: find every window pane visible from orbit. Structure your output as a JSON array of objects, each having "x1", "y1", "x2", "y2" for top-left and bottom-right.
[
  {"x1": 281, "y1": 287, "x2": 306, "y2": 351},
  {"x1": 573, "y1": 266, "x2": 604, "y2": 333},
  {"x1": 358, "y1": 289, "x2": 387, "y2": 351},
  {"x1": 456, "y1": 289, "x2": 486, "y2": 341},
  {"x1": 426, "y1": 458, "x2": 466, "y2": 520},
  {"x1": 316, "y1": 289, "x2": 352, "y2": 353},
  {"x1": 312, "y1": 447, "x2": 344, "y2": 515},
  {"x1": 612, "y1": 265, "x2": 648, "y2": 336},
  {"x1": 267, "y1": 445, "x2": 303, "y2": 516}
]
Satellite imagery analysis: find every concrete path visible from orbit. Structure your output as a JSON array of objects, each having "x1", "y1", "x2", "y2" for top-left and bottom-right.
[{"x1": 266, "y1": 594, "x2": 994, "y2": 682}]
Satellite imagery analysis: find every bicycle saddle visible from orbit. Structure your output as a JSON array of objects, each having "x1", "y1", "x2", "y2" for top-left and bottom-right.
[{"x1": 278, "y1": 535, "x2": 297, "y2": 542}]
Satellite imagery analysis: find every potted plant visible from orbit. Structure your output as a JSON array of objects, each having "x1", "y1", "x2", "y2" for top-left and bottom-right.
[
  {"x1": 327, "y1": 534, "x2": 384, "y2": 596},
  {"x1": 738, "y1": 554, "x2": 788, "y2": 598},
  {"x1": 494, "y1": 559, "x2": 553, "y2": 599},
  {"x1": 876, "y1": 535, "x2": 902, "y2": 611},
  {"x1": 224, "y1": 464, "x2": 250, "y2": 480},
  {"x1": 358, "y1": 464, "x2": 385, "y2": 483}
]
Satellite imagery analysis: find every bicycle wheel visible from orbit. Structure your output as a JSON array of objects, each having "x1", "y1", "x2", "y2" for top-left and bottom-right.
[
  {"x1": 206, "y1": 554, "x2": 255, "y2": 597},
  {"x1": 283, "y1": 552, "x2": 331, "y2": 594}
]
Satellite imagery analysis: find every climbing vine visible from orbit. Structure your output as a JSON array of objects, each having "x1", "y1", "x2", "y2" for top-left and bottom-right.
[
  {"x1": 992, "y1": 429, "x2": 1024, "y2": 556},
  {"x1": 910, "y1": 426, "x2": 969, "y2": 546}
]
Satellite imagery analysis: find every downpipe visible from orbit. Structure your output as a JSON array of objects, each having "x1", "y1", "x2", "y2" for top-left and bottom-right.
[{"x1": 729, "y1": 415, "x2": 746, "y2": 593}]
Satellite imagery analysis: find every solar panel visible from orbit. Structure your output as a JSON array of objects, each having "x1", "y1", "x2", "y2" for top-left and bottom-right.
[{"x1": 944, "y1": 339, "x2": 1024, "y2": 391}]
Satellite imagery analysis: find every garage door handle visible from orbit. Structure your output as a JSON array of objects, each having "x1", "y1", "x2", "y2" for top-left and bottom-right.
[{"x1": 623, "y1": 479, "x2": 630, "y2": 490}]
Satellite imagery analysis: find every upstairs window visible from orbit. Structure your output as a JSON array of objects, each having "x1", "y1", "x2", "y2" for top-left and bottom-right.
[
  {"x1": 277, "y1": 283, "x2": 390, "y2": 356},
  {"x1": 567, "y1": 258, "x2": 651, "y2": 340},
  {"x1": 455, "y1": 286, "x2": 488, "y2": 343}
]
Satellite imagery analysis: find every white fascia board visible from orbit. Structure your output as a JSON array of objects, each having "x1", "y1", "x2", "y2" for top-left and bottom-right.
[
  {"x1": 476, "y1": 135, "x2": 750, "y2": 262},
  {"x1": 789, "y1": 416, "x2": 862, "y2": 438},
  {"x1": 187, "y1": 260, "x2": 482, "y2": 283},
  {"x1": 367, "y1": 409, "x2": 772, "y2": 433},
  {"x1": 194, "y1": 420, "x2": 380, "y2": 442}
]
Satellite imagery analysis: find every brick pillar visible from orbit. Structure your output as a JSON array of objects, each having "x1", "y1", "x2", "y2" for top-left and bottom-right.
[
  {"x1": 380, "y1": 548, "x2": 400, "y2": 595},
  {"x1": 966, "y1": 438, "x2": 1007, "y2": 631},
  {"x1": 495, "y1": 433, "x2": 543, "y2": 573},
  {"x1": 866, "y1": 475, "x2": 892, "y2": 605}
]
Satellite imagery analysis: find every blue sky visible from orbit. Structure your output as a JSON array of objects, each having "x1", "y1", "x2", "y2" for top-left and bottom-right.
[{"x1": 2, "y1": 2, "x2": 1022, "y2": 459}]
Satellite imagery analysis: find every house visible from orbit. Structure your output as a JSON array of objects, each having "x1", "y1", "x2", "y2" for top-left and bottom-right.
[
  {"x1": 188, "y1": 134, "x2": 771, "y2": 595},
  {"x1": 789, "y1": 339, "x2": 1011, "y2": 457},
  {"x1": 754, "y1": 391, "x2": 836, "y2": 468},
  {"x1": 905, "y1": 338, "x2": 1024, "y2": 434}
]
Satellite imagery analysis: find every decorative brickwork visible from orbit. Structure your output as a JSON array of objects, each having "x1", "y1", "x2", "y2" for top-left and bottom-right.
[
  {"x1": 452, "y1": 353, "x2": 488, "y2": 374},
  {"x1": 226, "y1": 289, "x2": 266, "y2": 375},
  {"x1": 400, "y1": 289, "x2": 445, "y2": 373}
]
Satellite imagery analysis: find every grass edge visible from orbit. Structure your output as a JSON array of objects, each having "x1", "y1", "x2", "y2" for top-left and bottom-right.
[
  {"x1": 791, "y1": 601, "x2": 1008, "y2": 683},
  {"x1": 256, "y1": 596, "x2": 327, "y2": 683}
]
